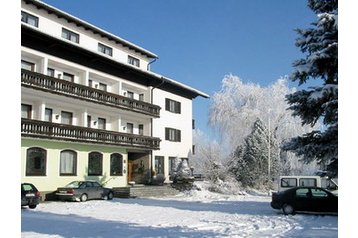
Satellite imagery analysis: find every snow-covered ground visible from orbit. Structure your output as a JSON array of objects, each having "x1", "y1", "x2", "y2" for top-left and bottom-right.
[{"x1": 21, "y1": 182, "x2": 338, "y2": 238}]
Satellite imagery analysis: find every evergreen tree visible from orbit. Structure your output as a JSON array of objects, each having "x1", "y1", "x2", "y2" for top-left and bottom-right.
[
  {"x1": 283, "y1": 0, "x2": 338, "y2": 176},
  {"x1": 231, "y1": 118, "x2": 279, "y2": 189}
]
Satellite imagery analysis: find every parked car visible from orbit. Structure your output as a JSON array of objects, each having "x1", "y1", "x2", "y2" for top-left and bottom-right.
[
  {"x1": 56, "y1": 181, "x2": 114, "y2": 202},
  {"x1": 21, "y1": 183, "x2": 41, "y2": 209},
  {"x1": 271, "y1": 186, "x2": 338, "y2": 215}
]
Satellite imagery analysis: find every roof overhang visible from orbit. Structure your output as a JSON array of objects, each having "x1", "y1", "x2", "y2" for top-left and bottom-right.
[
  {"x1": 22, "y1": 0, "x2": 158, "y2": 59},
  {"x1": 22, "y1": 24, "x2": 209, "y2": 99}
]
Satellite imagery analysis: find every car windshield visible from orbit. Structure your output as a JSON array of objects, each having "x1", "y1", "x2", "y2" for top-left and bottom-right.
[{"x1": 65, "y1": 181, "x2": 82, "y2": 188}]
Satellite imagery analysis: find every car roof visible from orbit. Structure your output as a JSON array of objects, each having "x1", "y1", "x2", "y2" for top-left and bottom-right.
[
  {"x1": 285, "y1": 186, "x2": 332, "y2": 193},
  {"x1": 21, "y1": 182, "x2": 36, "y2": 185},
  {"x1": 75, "y1": 180, "x2": 99, "y2": 183}
]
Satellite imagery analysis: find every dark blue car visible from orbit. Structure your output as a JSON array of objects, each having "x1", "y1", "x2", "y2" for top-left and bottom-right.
[{"x1": 271, "y1": 186, "x2": 338, "y2": 215}]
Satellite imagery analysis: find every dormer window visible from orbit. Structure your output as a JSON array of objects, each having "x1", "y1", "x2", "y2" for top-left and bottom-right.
[
  {"x1": 98, "y1": 43, "x2": 112, "y2": 56},
  {"x1": 62, "y1": 28, "x2": 79, "y2": 43},
  {"x1": 128, "y1": 56, "x2": 140, "y2": 67},
  {"x1": 21, "y1": 11, "x2": 38, "y2": 27}
]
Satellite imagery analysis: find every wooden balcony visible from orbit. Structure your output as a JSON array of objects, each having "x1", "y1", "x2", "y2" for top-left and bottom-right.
[
  {"x1": 21, "y1": 69, "x2": 160, "y2": 117},
  {"x1": 21, "y1": 119, "x2": 161, "y2": 150}
]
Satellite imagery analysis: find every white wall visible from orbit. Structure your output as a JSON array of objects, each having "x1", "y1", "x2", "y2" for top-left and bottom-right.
[
  {"x1": 22, "y1": 2, "x2": 151, "y2": 71},
  {"x1": 152, "y1": 88, "x2": 193, "y2": 180}
]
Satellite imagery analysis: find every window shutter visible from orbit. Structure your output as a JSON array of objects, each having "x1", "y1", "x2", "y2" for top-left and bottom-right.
[
  {"x1": 165, "y1": 98, "x2": 170, "y2": 111},
  {"x1": 176, "y1": 101, "x2": 181, "y2": 114},
  {"x1": 165, "y1": 128, "x2": 169, "y2": 140},
  {"x1": 177, "y1": 130, "x2": 181, "y2": 142}
]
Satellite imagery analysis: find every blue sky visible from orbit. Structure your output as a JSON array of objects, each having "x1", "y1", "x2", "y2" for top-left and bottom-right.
[{"x1": 41, "y1": 0, "x2": 316, "y2": 137}]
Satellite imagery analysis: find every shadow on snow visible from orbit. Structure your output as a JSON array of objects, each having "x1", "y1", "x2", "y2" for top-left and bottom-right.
[
  {"x1": 115, "y1": 197, "x2": 276, "y2": 216},
  {"x1": 21, "y1": 208, "x2": 218, "y2": 238}
]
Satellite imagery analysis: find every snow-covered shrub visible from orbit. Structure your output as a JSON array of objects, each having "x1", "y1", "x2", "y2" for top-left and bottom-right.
[
  {"x1": 207, "y1": 176, "x2": 245, "y2": 195},
  {"x1": 171, "y1": 158, "x2": 194, "y2": 183},
  {"x1": 151, "y1": 174, "x2": 166, "y2": 185}
]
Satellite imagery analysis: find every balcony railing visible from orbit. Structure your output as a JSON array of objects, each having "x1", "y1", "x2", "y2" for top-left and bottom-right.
[
  {"x1": 21, "y1": 119, "x2": 160, "y2": 150},
  {"x1": 21, "y1": 69, "x2": 160, "y2": 117}
]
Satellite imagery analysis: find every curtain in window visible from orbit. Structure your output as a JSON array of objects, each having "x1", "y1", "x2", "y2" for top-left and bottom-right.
[
  {"x1": 61, "y1": 111, "x2": 72, "y2": 125},
  {"x1": 60, "y1": 150, "x2": 76, "y2": 175}
]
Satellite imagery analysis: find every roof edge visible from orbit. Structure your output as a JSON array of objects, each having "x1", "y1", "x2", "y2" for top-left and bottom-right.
[{"x1": 23, "y1": 0, "x2": 158, "y2": 59}]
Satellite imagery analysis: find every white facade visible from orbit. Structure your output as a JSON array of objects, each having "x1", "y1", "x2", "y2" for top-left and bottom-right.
[
  {"x1": 21, "y1": 1, "x2": 155, "y2": 71},
  {"x1": 21, "y1": 0, "x2": 208, "y2": 193}
]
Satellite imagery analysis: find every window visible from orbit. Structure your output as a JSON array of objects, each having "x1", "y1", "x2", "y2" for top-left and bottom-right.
[
  {"x1": 311, "y1": 188, "x2": 329, "y2": 198},
  {"x1": 21, "y1": 11, "x2": 39, "y2": 27},
  {"x1": 299, "y1": 178, "x2": 317, "y2": 187},
  {"x1": 155, "y1": 156, "x2": 164, "y2": 175},
  {"x1": 128, "y1": 55, "x2": 140, "y2": 67},
  {"x1": 165, "y1": 98, "x2": 181, "y2": 114},
  {"x1": 110, "y1": 153, "x2": 123, "y2": 176},
  {"x1": 44, "y1": 108, "x2": 53, "y2": 122},
  {"x1": 98, "y1": 118, "x2": 106, "y2": 130},
  {"x1": 21, "y1": 104, "x2": 32, "y2": 119},
  {"x1": 21, "y1": 60, "x2": 35, "y2": 71},
  {"x1": 87, "y1": 115, "x2": 91, "y2": 128},
  {"x1": 99, "y1": 83, "x2": 107, "y2": 91},
  {"x1": 126, "y1": 123, "x2": 133, "y2": 134},
  {"x1": 127, "y1": 91, "x2": 134, "y2": 99},
  {"x1": 88, "y1": 79, "x2": 93, "y2": 87},
  {"x1": 281, "y1": 178, "x2": 297, "y2": 188},
  {"x1": 60, "y1": 150, "x2": 77, "y2": 176},
  {"x1": 98, "y1": 43, "x2": 113, "y2": 56},
  {"x1": 26, "y1": 147, "x2": 46, "y2": 176},
  {"x1": 139, "y1": 124, "x2": 144, "y2": 136},
  {"x1": 61, "y1": 111, "x2": 73, "y2": 125},
  {"x1": 92, "y1": 181, "x2": 101, "y2": 188},
  {"x1": 62, "y1": 28, "x2": 79, "y2": 43},
  {"x1": 63, "y1": 72, "x2": 74, "y2": 82},
  {"x1": 296, "y1": 188, "x2": 310, "y2": 198},
  {"x1": 165, "y1": 128, "x2": 181, "y2": 142},
  {"x1": 88, "y1": 152, "x2": 103, "y2": 176},
  {"x1": 47, "y1": 68, "x2": 55, "y2": 77},
  {"x1": 139, "y1": 94, "x2": 144, "y2": 101},
  {"x1": 169, "y1": 157, "x2": 177, "y2": 175}
]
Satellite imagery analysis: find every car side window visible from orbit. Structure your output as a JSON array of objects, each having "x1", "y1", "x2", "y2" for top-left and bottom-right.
[
  {"x1": 85, "y1": 182, "x2": 93, "y2": 188},
  {"x1": 311, "y1": 188, "x2": 328, "y2": 198},
  {"x1": 92, "y1": 182, "x2": 101, "y2": 188},
  {"x1": 79, "y1": 183, "x2": 87, "y2": 189},
  {"x1": 295, "y1": 188, "x2": 310, "y2": 197}
]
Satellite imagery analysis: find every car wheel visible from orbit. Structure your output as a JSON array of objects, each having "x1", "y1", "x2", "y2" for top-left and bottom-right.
[
  {"x1": 107, "y1": 192, "x2": 114, "y2": 200},
  {"x1": 80, "y1": 193, "x2": 88, "y2": 202},
  {"x1": 282, "y1": 204, "x2": 295, "y2": 215},
  {"x1": 29, "y1": 205, "x2": 37, "y2": 209}
]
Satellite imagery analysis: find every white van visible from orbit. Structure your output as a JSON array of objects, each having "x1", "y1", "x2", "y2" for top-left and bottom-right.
[{"x1": 278, "y1": 175, "x2": 338, "y2": 195}]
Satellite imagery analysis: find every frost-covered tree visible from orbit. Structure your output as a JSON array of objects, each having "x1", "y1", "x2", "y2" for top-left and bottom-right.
[
  {"x1": 229, "y1": 118, "x2": 279, "y2": 189},
  {"x1": 209, "y1": 75, "x2": 319, "y2": 174},
  {"x1": 190, "y1": 129, "x2": 228, "y2": 181},
  {"x1": 209, "y1": 76, "x2": 316, "y2": 149},
  {"x1": 283, "y1": 0, "x2": 338, "y2": 176}
]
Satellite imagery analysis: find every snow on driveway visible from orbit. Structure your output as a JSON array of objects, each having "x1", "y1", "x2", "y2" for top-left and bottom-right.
[{"x1": 21, "y1": 192, "x2": 338, "y2": 238}]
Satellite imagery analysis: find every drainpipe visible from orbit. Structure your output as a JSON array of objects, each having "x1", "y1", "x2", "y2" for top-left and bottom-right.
[
  {"x1": 147, "y1": 57, "x2": 157, "y2": 71},
  {"x1": 150, "y1": 76, "x2": 165, "y2": 181}
]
